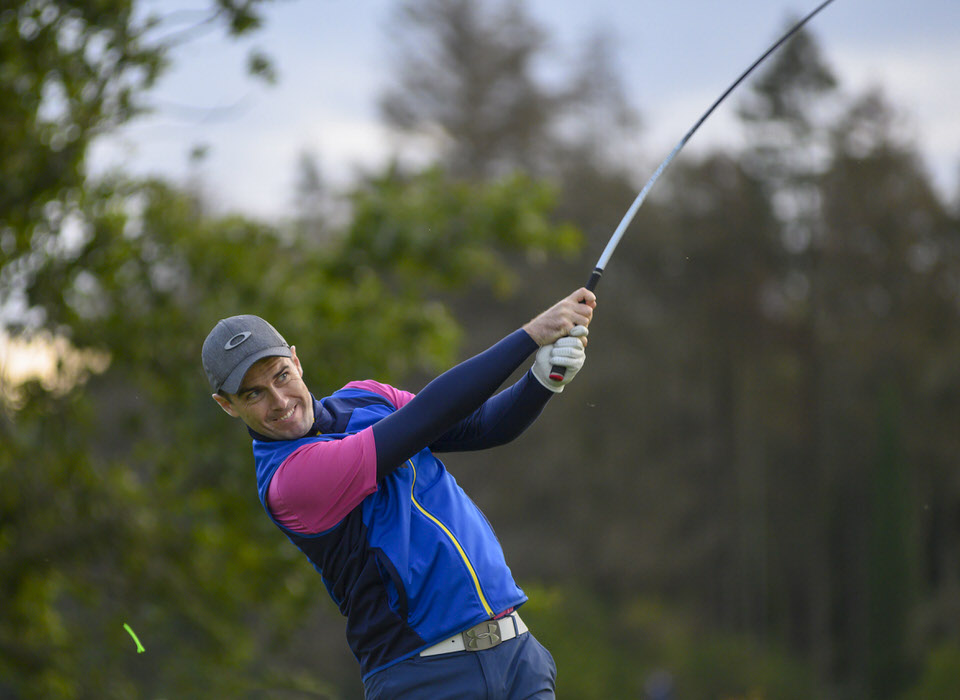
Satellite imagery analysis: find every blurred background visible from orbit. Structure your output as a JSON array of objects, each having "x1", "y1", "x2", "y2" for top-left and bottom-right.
[{"x1": 2, "y1": 0, "x2": 959, "y2": 698}]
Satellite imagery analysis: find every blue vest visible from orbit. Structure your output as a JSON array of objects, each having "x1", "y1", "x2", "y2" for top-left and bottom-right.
[{"x1": 252, "y1": 387, "x2": 527, "y2": 679}]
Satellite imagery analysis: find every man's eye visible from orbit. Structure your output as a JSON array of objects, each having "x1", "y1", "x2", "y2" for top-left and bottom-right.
[
  {"x1": 245, "y1": 390, "x2": 260, "y2": 401},
  {"x1": 278, "y1": 372, "x2": 289, "y2": 383}
]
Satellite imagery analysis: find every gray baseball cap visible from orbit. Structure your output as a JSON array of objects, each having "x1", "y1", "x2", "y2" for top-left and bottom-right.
[{"x1": 202, "y1": 315, "x2": 292, "y2": 394}]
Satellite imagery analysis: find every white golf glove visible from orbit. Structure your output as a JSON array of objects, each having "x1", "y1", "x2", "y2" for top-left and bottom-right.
[{"x1": 531, "y1": 325, "x2": 588, "y2": 393}]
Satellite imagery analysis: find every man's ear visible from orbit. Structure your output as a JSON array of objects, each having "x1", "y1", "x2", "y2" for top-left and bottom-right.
[
  {"x1": 212, "y1": 393, "x2": 239, "y2": 418},
  {"x1": 290, "y1": 345, "x2": 303, "y2": 377}
]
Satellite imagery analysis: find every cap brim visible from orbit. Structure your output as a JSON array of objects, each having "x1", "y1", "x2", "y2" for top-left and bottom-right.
[{"x1": 220, "y1": 346, "x2": 292, "y2": 394}]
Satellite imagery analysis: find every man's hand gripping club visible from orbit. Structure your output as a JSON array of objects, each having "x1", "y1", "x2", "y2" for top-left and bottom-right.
[{"x1": 523, "y1": 288, "x2": 597, "y2": 393}]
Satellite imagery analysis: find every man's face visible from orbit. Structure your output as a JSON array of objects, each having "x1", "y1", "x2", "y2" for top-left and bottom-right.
[{"x1": 212, "y1": 347, "x2": 315, "y2": 440}]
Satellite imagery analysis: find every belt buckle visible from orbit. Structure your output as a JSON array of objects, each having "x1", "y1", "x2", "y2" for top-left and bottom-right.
[{"x1": 462, "y1": 620, "x2": 502, "y2": 651}]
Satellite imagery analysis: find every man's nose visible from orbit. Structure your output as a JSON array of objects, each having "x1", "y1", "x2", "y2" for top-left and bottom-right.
[{"x1": 265, "y1": 387, "x2": 287, "y2": 409}]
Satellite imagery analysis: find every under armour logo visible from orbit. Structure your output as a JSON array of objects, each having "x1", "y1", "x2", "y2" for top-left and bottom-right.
[
  {"x1": 464, "y1": 623, "x2": 500, "y2": 650},
  {"x1": 224, "y1": 331, "x2": 252, "y2": 350}
]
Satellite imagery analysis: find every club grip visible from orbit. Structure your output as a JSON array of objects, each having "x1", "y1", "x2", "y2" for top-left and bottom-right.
[{"x1": 549, "y1": 268, "x2": 602, "y2": 381}]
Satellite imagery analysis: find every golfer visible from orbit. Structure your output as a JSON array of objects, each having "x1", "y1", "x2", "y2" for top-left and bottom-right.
[{"x1": 202, "y1": 288, "x2": 596, "y2": 698}]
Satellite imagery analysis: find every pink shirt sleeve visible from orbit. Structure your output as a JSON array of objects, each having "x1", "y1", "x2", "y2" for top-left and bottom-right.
[{"x1": 266, "y1": 380, "x2": 414, "y2": 534}]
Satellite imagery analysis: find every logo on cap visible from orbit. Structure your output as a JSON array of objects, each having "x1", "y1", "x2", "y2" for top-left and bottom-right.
[{"x1": 224, "y1": 331, "x2": 252, "y2": 350}]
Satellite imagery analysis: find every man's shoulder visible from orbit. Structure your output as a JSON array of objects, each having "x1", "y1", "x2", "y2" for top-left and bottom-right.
[
  {"x1": 339, "y1": 379, "x2": 397, "y2": 396},
  {"x1": 336, "y1": 380, "x2": 415, "y2": 409}
]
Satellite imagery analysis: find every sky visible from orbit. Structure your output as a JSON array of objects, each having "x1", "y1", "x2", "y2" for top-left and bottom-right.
[{"x1": 89, "y1": 0, "x2": 960, "y2": 220}]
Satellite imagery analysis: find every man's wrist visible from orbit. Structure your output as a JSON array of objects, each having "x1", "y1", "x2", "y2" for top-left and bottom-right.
[{"x1": 521, "y1": 322, "x2": 547, "y2": 347}]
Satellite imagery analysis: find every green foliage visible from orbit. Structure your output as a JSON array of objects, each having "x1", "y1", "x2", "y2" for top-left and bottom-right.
[
  {"x1": 345, "y1": 167, "x2": 581, "y2": 295},
  {"x1": 0, "y1": 0, "x2": 161, "y2": 253},
  {"x1": 0, "y1": 1, "x2": 274, "y2": 269}
]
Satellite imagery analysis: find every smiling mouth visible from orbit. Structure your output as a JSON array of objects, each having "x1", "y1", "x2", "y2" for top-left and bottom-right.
[{"x1": 274, "y1": 405, "x2": 296, "y2": 423}]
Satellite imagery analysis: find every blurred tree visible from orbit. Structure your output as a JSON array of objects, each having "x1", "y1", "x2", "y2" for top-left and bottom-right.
[
  {"x1": 735, "y1": 25, "x2": 842, "y2": 690},
  {"x1": 737, "y1": 20, "x2": 838, "y2": 188},
  {"x1": 549, "y1": 26, "x2": 644, "y2": 241},
  {"x1": 342, "y1": 165, "x2": 580, "y2": 296},
  {"x1": 727, "y1": 27, "x2": 960, "y2": 697},
  {"x1": 821, "y1": 87, "x2": 960, "y2": 698},
  {"x1": 291, "y1": 150, "x2": 329, "y2": 244},
  {"x1": 379, "y1": 0, "x2": 556, "y2": 180},
  {"x1": 0, "y1": 0, "x2": 274, "y2": 328},
  {"x1": 868, "y1": 385, "x2": 912, "y2": 699},
  {"x1": 378, "y1": 0, "x2": 643, "y2": 236}
]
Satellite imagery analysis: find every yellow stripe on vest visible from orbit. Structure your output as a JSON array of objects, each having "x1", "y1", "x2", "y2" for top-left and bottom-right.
[{"x1": 408, "y1": 460, "x2": 494, "y2": 618}]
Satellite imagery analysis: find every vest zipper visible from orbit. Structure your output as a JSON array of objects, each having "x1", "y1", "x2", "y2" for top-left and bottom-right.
[{"x1": 407, "y1": 460, "x2": 494, "y2": 618}]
